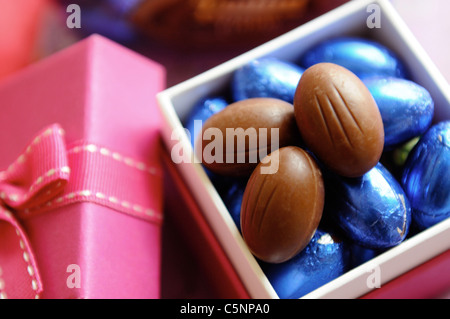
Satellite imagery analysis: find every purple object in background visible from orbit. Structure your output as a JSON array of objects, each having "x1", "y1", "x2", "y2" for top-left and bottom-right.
[{"x1": 59, "y1": 0, "x2": 143, "y2": 43}]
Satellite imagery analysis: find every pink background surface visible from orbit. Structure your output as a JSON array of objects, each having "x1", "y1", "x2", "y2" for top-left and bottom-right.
[{"x1": 391, "y1": 0, "x2": 450, "y2": 84}]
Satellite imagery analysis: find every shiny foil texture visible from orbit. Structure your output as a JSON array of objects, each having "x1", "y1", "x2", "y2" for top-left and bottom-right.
[
  {"x1": 349, "y1": 243, "x2": 382, "y2": 269},
  {"x1": 364, "y1": 77, "x2": 434, "y2": 148},
  {"x1": 261, "y1": 229, "x2": 348, "y2": 299},
  {"x1": 300, "y1": 37, "x2": 407, "y2": 79},
  {"x1": 402, "y1": 121, "x2": 450, "y2": 230},
  {"x1": 324, "y1": 163, "x2": 411, "y2": 249},
  {"x1": 221, "y1": 178, "x2": 248, "y2": 233},
  {"x1": 183, "y1": 96, "x2": 228, "y2": 146},
  {"x1": 232, "y1": 58, "x2": 304, "y2": 103}
]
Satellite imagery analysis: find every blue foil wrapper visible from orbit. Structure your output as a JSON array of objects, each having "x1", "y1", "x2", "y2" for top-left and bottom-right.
[
  {"x1": 60, "y1": 0, "x2": 141, "y2": 43},
  {"x1": 364, "y1": 77, "x2": 434, "y2": 148},
  {"x1": 349, "y1": 243, "x2": 383, "y2": 269},
  {"x1": 300, "y1": 37, "x2": 407, "y2": 79},
  {"x1": 402, "y1": 121, "x2": 450, "y2": 230},
  {"x1": 261, "y1": 229, "x2": 348, "y2": 299},
  {"x1": 220, "y1": 178, "x2": 249, "y2": 233},
  {"x1": 183, "y1": 96, "x2": 228, "y2": 147},
  {"x1": 324, "y1": 163, "x2": 411, "y2": 249},
  {"x1": 232, "y1": 58, "x2": 304, "y2": 103}
]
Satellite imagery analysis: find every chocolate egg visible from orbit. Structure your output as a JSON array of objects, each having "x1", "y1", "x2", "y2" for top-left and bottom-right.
[
  {"x1": 294, "y1": 63, "x2": 384, "y2": 177},
  {"x1": 232, "y1": 58, "x2": 304, "y2": 103},
  {"x1": 241, "y1": 146, "x2": 324, "y2": 263},
  {"x1": 184, "y1": 96, "x2": 228, "y2": 146},
  {"x1": 402, "y1": 121, "x2": 450, "y2": 230},
  {"x1": 197, "y1": 98, "x2": 300, "y2": 176},
  {"x1": 261, "y1": 229, "x2": 348, "y2": 298},
  {"x1": 300, "y1": 37, "x2": 407, "y2": 78},
  {"x1": 324, "y1": 163, "x2": 411, "y2": 249},
  {"x1": 364, "y1": 77, "x2": 434, "y2": 148}
]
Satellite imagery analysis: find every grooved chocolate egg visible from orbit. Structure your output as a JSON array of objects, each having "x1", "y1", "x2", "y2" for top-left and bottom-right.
[
  {"x1": 196, "y1": 98, "x2": 300, "y2": 176},
  {"x1": 294, "y1": 63, "x2": 384, "y2": 177},
  {"x1": 241, "y1": 146, "x2": 324, "y2": 263}
]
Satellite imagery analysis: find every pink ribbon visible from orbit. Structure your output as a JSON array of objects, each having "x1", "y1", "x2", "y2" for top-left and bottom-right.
[{"x1": 0, "y1": 124, "x2": 162, "y2": 299}]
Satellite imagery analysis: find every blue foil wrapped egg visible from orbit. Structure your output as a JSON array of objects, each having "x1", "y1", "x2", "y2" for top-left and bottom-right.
[
  {"x1": 183, "y1": 96, "x2": 228, "y2": 147},
  {"x1": 349, "y1": 243, "x2": 382, "y2": 269},
  {"x1": 364, "y1": 77, "x2": 434, "y2": 148},
  {"x1": 402, "y1": 121, "x2": 450, "y2": 230},
  {"x1": 300, "y1": 37, "x2": 407, "y2": 79},
  {"x1": 220, "y1": 178, "x2": 248, "y2": 232},
  {"x1": 324, "y1": 163, "x2": 411, "y2": 249},
  {"x1": 232, "y1": 58, "x2": 304, "y2": 103},
  {"x1": 261, "y1": 229, "x2": 348, "y2": 299}
]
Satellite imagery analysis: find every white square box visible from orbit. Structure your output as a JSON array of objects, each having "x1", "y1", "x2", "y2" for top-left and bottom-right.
[{"x1": 157, "y1": 0, "x2": 450, "y2": 298}]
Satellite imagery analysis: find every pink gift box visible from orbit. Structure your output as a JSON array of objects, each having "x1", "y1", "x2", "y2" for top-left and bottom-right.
[{"x1": 0, "y1": 34, "x2": 165, "y2": 298}]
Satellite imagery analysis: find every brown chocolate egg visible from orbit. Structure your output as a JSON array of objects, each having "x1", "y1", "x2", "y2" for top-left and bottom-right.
[
  {"x1": 294, "y1": 63, "x2": 384, "y2": 177},
  {"x1": 240, "y1": 146, "x2": 324, "y2": 263},
  {"x1": 196, "y1": 98, "x2": 300, "y2": 176}
]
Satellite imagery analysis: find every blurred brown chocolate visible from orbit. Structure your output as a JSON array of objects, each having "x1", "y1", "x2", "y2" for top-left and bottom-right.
[{"x1": 131, "y1": 0, "x2": 310, "y2": 49}]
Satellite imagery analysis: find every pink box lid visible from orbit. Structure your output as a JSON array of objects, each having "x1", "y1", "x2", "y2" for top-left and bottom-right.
[
  {"x1": 0, "y1": 34, "x2": 166, "y2": 298},
  {"x1": 0, "y1": 34, "x2": 165, "y2": 166}
]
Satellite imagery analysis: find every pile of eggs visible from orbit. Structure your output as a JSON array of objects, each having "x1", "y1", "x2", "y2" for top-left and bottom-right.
[{"x1": 183, "y1": 37, "x2": 450, "y2": 298}]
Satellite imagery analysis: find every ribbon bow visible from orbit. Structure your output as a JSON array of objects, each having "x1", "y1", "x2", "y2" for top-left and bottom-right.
[{"x1": 0, "y1": 124, "x2": 162, "y2": 299}]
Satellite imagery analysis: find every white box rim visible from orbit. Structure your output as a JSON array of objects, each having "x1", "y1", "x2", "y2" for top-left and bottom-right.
[{"x1": 157, "y1": 0, "x2": 450, "y2": 299}]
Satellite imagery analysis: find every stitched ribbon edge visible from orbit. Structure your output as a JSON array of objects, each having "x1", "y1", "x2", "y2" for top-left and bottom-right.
[
  {"x1": 15, "y1": 141, "x2": 164, "y2": 224},
  {"x1": 0, "y1": 124, "x2": 163, "y2": 299},
  {"x1": 0, "y1": 207, "x2": 42, "y2": 299}
]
